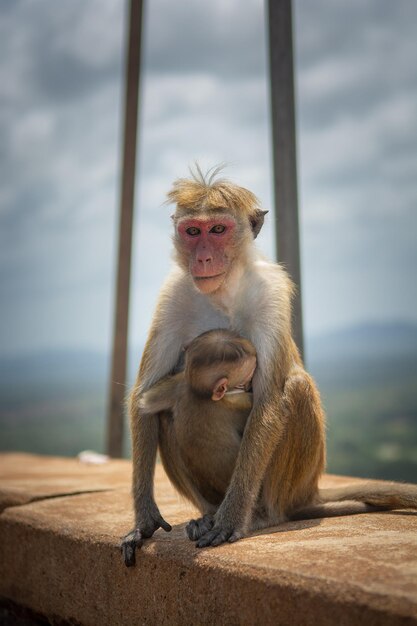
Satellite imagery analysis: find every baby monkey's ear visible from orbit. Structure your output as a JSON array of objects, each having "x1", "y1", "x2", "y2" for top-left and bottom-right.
[{"x1": 212, "y1": 377, "x2": 229, "y2": 401}]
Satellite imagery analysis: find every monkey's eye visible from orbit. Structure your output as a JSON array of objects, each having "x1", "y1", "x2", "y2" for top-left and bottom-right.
[
  {"x1": 210, "y1": 225, "x2": 226, "y2": 234},
  {"x1": 185, "y1": 226, "x2": 201, "y2": 236}
]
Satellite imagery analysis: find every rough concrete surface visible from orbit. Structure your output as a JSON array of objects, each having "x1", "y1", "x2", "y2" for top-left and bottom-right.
[
  {"x1": 0, "y1": 453, "x2": 416, "y2": 626},
  {"x1": 0, "y1": 452, "x2": 131, "y2": 511}
]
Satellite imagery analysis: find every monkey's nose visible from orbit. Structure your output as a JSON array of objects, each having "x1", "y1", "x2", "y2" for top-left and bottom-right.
[{"x1": 198, "y1": 256, "x2": 213, "y2": 264}]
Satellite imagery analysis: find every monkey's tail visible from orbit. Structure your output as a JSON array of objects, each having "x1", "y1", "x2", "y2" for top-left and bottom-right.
[
  {"x1": 319, "y1": 481, "x2": 417, "y2": 509},
  {"x1": 290, "y1": 481, "x2": 417, "y2": 521}
]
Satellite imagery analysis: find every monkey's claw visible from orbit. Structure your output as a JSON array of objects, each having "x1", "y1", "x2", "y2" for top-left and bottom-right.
[{"x1": 186, "y1": 514, "x2": 214, "y2": 540}]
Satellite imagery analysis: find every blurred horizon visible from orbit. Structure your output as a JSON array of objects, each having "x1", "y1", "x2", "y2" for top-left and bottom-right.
[{"x1": 1, "y1": 318, "x2": 416, "y2": 482}]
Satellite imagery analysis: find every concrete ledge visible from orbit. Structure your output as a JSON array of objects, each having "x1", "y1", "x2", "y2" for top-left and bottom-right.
[
  {"x1": 0, "y1": 452, "x2": 131, "y2": 512},
  {"x1": 0, "y1": 453, "x2": 416, "y2": 625}
]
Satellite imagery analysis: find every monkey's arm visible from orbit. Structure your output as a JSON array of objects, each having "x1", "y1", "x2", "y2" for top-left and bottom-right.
[
  {"x1": 224, "y1": 392, "x2": 253, "y2": 413},
  {"x1": 122, "y1": 273, "x2": 189, "y2": 566},
  {"x1": 123, "y1": 367, "x2": 174, "y2": 567},
  {"x1": 223, "y1": 393, "x2": 253, "y2": 436},
  {"x1": 138, "y1": 373, "x2": 183, "y2": 414}
]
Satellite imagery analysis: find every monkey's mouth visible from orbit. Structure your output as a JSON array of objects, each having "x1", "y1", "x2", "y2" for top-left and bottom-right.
[{"x1": 193, "y1": 273, "x2": 225, "y2": 281}]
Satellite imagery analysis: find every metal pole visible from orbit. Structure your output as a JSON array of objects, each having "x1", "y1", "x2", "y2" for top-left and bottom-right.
[
  {"x1": 106, "y1": 0, "x2": 143, "y2": 457},
  {"x1": 267, "y1": 0, "x2": 304, "y2": 359}
]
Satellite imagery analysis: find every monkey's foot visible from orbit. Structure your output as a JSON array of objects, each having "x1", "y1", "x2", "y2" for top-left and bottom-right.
[
  {"x1": 196, "y1": 525, "x2": 244, "y2": 548},
  {"x1": 186, "y1": 514, "x2": 214, "y2": 541}
]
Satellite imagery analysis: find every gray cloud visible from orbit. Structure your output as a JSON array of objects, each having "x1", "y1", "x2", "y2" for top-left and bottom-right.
[
  {"x1": 0, "y1": 1, "x2": 123, "y2": 105},
  {"x1": 143, "y1": 0, "x2": 266, "y2": 78},
  {"x1": 295, "y1": 1, "x2": 417, "y2": 132},
  {"x1": 0, "y1": 0, "x2": 416, "y2": 357}
]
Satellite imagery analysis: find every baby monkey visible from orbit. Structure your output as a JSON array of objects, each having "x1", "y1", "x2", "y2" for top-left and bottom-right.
[{"x1": 139, "y1": 329, "x2": 256, "y2": 517}]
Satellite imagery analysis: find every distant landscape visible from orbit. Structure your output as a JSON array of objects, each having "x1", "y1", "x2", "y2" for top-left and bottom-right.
[
  {"x1": 307, "y1": 322, "x2": 417, "y2": 482},
  {"x1": 1, "y1": 321, "x2": 416, "y2": 483}
]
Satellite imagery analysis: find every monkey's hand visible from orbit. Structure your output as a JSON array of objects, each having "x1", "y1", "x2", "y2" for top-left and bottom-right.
[
  {"x1": 195, "y1": 508, "x2": 246, "y2": 548},
  {"x1": 121, "y1": 506, "x2": 172, "y2": 567}
]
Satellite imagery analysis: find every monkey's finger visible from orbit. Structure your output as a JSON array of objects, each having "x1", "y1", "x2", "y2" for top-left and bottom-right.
[
  {"x1": 121, "y1": 530, "x2": 144, "y2": 567},
  {"x1": 196, "y1": 528, "x2": 229, "y2": 548},
  {"x1": 228, "y1": 530, "x2": 244, "y2": 543},
  {"x1": 157, "y1": 516, "x2": 172, "y2": 533},
  {"x1": 210, "y1": 529, "x2": 232, "y2": 547},
  {"x1": 196, "y1": 531, "x2": 216, "y2": 548},
  {"x1": 122, "y1": 542, "x2": 137, "y2": 567}
]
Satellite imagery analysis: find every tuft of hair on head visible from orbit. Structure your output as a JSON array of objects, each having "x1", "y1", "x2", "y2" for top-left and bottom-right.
[
  {"x1": 166, "y1": 163, "x2": 262, "y2": 219},
  {"x1": 190, "y1": 162, "x2": 228, "y2": 187}
]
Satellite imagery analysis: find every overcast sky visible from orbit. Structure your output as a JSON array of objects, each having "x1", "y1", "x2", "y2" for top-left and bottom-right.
[{"x1": 0, "y1": 0, "x2": 416, "y2": 359}]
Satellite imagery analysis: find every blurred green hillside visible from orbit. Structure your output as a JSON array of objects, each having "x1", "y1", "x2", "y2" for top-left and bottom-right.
[{"x1": 1, "y1": 322, "x2": 416, "y2": 483}]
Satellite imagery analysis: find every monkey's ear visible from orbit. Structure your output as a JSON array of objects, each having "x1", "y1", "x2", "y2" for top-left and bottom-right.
[
  {"x1": 250, "y1": 210, "x2": 268, "y2": 239},
  {"x1": 212, "y1": 377, "x2": 228, "y2": 401}
]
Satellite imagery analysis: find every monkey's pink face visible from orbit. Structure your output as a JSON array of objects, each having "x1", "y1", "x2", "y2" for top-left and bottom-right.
[{"x1": 177, "y1": 215, "x2": 237, "y2": 294}]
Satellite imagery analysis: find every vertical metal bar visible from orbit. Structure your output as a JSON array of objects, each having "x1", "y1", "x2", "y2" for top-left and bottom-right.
[
  {"x1": 106, "y1": 0, "x2": 143, "y2": 457},
  {"x1": 267, "y1": 0, "x2": 304, "y2": 359}
]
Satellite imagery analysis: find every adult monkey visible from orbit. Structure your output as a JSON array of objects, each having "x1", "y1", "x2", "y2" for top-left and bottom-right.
[{"x1": 122, "y1": 166, "x2": 417, "y2": 567}]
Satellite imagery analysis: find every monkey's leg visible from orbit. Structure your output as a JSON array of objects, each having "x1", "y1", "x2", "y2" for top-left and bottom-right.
[
  {"x1": 249, "y1": 371, "x2": 326, "y2": 538},
  {"x1": 261, "y1": 369, "x2": 326, "y2": 522}
]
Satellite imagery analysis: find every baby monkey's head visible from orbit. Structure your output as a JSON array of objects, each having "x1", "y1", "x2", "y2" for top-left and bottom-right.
[{"x1": 184, "y1": 329, "x2": 257, "y2": 401}]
